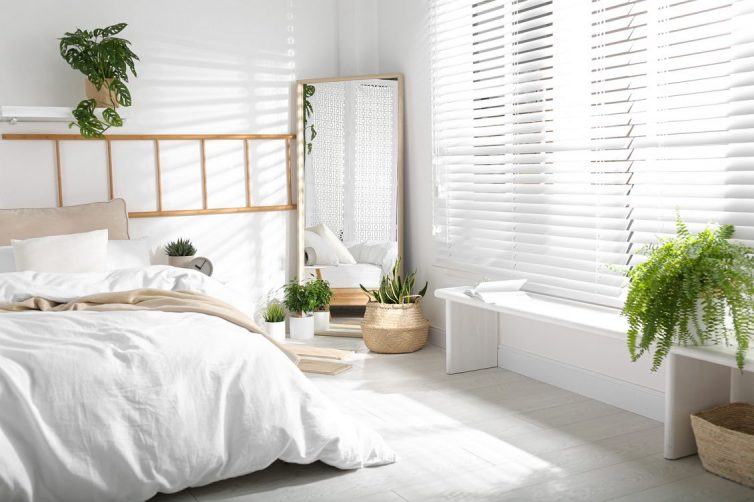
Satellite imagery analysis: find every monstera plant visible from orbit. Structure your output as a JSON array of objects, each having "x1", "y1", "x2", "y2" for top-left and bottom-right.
[
  {"x1": 59, "y1": 23, "x2": 139, "y2": 138},
  {"x1": 302, "y1": 84, "x2": 316, "y2": 162}
]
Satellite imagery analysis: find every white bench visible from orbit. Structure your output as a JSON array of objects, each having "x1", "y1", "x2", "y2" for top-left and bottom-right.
[
  {"x1": 434, "y1": 286, "x2": 754, "y2": 460},
  {"x1": 664, "y1": 345, "x2": 754, "y2": 459}
]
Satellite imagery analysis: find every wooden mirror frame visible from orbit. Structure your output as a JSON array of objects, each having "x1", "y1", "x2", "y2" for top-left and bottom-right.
[{"x1": 295, "y1": 73, "x2": 404, "y2": 306}]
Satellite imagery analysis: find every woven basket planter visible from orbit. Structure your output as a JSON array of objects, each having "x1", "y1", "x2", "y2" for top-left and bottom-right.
[
  {"x1": 361, "y1": 301, "x2": 430, "y2": 354},
  {"x1": 691, "y1": 402, "x2": 754, "y2": 488}
]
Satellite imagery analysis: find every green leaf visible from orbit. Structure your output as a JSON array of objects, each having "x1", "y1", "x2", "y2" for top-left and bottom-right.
[
  {"x1": 108, "y1": 79, "x2": 131, "y2": 106},
  {"x1": 102, "y1": 23, "x2": 127, "y2": 36},
  {"x1": 102, "y1": 108, "x2": 123, "y2": 127}
]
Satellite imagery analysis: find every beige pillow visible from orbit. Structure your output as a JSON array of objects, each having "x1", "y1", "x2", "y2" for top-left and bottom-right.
[
  {"x1": 0, "y1": 199, "x2": 129, "y2": 246},
  {"x1": 12, "y1": 229, "x2": 109, "y2": 273}
]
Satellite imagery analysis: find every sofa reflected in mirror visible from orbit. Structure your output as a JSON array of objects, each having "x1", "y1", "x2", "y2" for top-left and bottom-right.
[{"x1": 297, "y1": 74, "x2": 403, "y2": 310}]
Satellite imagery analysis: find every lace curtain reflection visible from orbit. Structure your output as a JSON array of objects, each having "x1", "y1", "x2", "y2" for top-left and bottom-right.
[{"x1": 305, "y1": 79, "x2": 398, "y2": 243}]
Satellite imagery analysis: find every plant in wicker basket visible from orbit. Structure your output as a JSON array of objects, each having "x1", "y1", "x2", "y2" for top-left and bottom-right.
[
  {"x1": 622, "y1": 217, "x2": 754, "y2": 371},
  {"x1": 360, "y1": 257, "x2": 428, "y2": 304},
  {"x1": 360, "y1": 258, "x2": 430, "y2": 354}
]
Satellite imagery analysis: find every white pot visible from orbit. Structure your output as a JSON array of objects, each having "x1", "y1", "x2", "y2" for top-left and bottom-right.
[
  {"x1": 289, "y1": 314, "x2": 314, "y2": 340},
  {"x1": 265, "y1": 321, "x2": 286, "y2": 343},
  {"x1": 313, "y1": 310, "x2": 330, "y2": 333},
  {"x1": 688, "y1": 297, "x2": 732, "y2": 344}
]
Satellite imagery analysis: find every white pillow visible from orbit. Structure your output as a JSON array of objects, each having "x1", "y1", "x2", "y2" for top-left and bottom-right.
[
  {"x1": 108, "y1": 238, "x2": 151, "y2": 270},
  {"x1": 0, "y1": 246, "x2": 15, "y2": 273},
  {"x1": 12, "y1": 229, "x2": 108, "y2": 273},
  {"x1": 307, "y1": 223, "x2": 356, "y2": 265},
  {"x1": 347, "y1": 240, "x2": 399, "y2": 274},
  {"x1": 305, "y1": 230, "x2": 339, "y2": 266}
]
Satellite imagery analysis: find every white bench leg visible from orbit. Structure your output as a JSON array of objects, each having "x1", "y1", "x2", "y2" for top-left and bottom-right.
[
  {"x1": 664, "y1": 353, "x2": 731, "y2": 459},
  {"x1": 445, "y1": 300, "x2": 498, "y2": 374}
]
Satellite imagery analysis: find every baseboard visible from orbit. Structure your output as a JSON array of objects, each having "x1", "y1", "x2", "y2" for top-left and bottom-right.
[
  {"x1": 429, "y1": 326, "x2": 446, "y2": 349},
  {"x1": 498, "y1": 344, "x2": 665, "y2": 422}
]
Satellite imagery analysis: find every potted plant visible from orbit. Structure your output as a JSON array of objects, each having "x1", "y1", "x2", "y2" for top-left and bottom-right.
[
  {"x1": 360, "y1": 258, "x2": 430, "y2": 353},
  {"x1": 308, "y1": 277, "x2": 333, "y2": 333},
  {"x1": 164, "y1": 238, "x2": 197, "y2": 268},
  {"x1": 59, "y1": 23, "x2": 139, "y2": 138},
  {"x1": 623, "y1": 217, "x2": 754, "y2": 371},
  {"x1": 262, "y1": 302, "x2": 286, "y2": 342},
  {"x1": 284, "y1": 280, "x2": 318, "y2": 340}
]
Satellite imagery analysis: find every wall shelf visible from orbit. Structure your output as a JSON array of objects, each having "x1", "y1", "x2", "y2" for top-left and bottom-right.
[{"x1": 0, "y1": 106, "x2": 73, "y2": 124}]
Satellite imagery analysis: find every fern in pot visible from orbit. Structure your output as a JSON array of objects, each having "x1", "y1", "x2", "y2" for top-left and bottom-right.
[
  {"x1": 360, "y1": 257, "x2": 430, "y2": 353},
  {"x1": 164, "y1": 238, "x2": 197, "y2": 268},
  {"x1": 308, "y1": 277, "x2": 333, "y2": 333},
  {"x1": 284, "y1": 280, "x2": 318, "y2": 340},
  {"x1": 623, "y1": 217, "x2": 754, "y2": 370},
  {"x1": 262, "y1": 302, "x2": 286, "y2": 342}
]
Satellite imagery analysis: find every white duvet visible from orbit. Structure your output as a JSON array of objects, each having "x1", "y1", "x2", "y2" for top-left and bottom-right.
[{"x1": 0, "y1": 266, "x2": 395, "y2": 502}]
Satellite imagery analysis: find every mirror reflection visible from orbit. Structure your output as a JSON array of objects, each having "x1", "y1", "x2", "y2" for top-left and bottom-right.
[{"x1": 300, "y1": 75, "x2": 402, "y2": 309}]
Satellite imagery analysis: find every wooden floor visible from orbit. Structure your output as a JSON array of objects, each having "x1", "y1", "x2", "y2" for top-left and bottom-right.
[{"x1": 154, "y1": 336, "x2": 754, "y2": 502}]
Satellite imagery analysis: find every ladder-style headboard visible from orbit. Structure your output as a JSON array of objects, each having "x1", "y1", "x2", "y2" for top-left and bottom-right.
[{"x1": 0, "y1": 133, "x2": 296, "y2": 218}]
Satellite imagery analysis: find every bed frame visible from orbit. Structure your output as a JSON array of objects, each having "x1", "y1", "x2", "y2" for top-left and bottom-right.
[{"x1": 0, "y1": 133, "x2": 296, "y2": 218}]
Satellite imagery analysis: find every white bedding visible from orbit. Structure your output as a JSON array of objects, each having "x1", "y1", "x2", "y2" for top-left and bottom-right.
[
  {"x1": 0, "y1": 266, "x2": 395, "y2": 502},
  {"x1": 306, "y1": 263, "x2": 383, "y2": 288}
]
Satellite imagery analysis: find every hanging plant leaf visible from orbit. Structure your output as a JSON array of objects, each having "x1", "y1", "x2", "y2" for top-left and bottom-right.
[
  {"x1": 102, "y1": 108, "x2": 123, "y2": 127},
  {"x1": 108, "y1": 79, "x2": 131, "y2": 106}
]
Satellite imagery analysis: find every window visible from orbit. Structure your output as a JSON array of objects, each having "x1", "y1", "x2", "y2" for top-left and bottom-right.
[{"x1": 430, "y1": 0, "x2": 754, "y2": 307}]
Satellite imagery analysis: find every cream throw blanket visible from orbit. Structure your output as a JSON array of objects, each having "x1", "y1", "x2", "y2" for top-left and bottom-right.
[{"x1": 0, "y1": 288, "x2": 299, "y2": 364}]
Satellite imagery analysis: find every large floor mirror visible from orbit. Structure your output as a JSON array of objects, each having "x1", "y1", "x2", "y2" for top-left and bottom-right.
[{"x1": 296, "y1": 73, "x2": 403, "y2": 312}]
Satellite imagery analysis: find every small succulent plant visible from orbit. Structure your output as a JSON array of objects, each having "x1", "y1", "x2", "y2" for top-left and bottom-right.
[
  {"x1": 163, "y1": 238, "x2": 197, "y2": 257},
  {"x1": 262, "y1": 302, "x2": 286, "y2": 323}
]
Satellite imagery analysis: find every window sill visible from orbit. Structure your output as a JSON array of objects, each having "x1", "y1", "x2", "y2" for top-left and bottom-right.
[{"x1": 434, "y1": 286, "x2": 628, "y2": 340}]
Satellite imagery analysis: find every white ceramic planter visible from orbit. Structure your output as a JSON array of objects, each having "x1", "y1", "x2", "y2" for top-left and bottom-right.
[
  {"x1": 313, "y1": 310, "x2": 330, "y2": 333},
  {"x1": 289, "y1": 314, "x2": 314, "y2": 340},
  {"x1": 265, "y1": 321, "x2": 286, "y2": 342}
]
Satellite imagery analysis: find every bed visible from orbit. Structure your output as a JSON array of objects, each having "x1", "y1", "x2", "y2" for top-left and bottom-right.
[{"x1": 0, "y1": 200, "x2": 395, "y2": 502}]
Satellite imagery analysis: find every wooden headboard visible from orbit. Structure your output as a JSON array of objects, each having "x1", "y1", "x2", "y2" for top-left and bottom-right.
[{"x1": 0, "y1": 133, "x2": 296, "y2": 218}]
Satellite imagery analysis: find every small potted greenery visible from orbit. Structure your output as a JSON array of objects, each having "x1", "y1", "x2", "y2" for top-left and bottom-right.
[
  {"x1": 623, "y1": 218, "x2": 754, "y2": 370},
  {"x1": 59, "y1": 23, "x2": 139, "y2": 138},
  {"x1": 284, "y1": 280, "x2": 318, "y2": 340},
  {"x1": 308, "y1": 277, "x2": 333, "y2": 333},
  {"x1": 262, "y1": 302, "x2": 286, "y2": 342},
  {"x1": 360, "y1": 258, "x2": 430, "y2": 353},
  {"x1": 164, "y1": 238, "x2": 197, "y2": 268}
]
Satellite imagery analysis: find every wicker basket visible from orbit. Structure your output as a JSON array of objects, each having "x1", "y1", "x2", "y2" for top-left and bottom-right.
[
  {"x1": 361, "y1": 301, "x2": 430, "y2": 354},
  {"x1": 691, "y1": 402, "x2": 754, "y2": 488}
]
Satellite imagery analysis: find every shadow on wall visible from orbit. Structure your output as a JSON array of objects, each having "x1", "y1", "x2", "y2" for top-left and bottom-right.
[{"x1": 0, "y1": 0, "x2": 305, "y2": 314}]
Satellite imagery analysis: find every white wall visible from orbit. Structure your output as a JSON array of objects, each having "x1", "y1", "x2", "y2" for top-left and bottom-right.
[
  {"x1": 337, "y1": 0, "x2": 380, "y2": 75},
  {"x1": 374, "y1": 0, "x2": 666, "y2": 418},
  {"x1": 0, "y1": 0, "x2": 343, "y2": 313}
]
